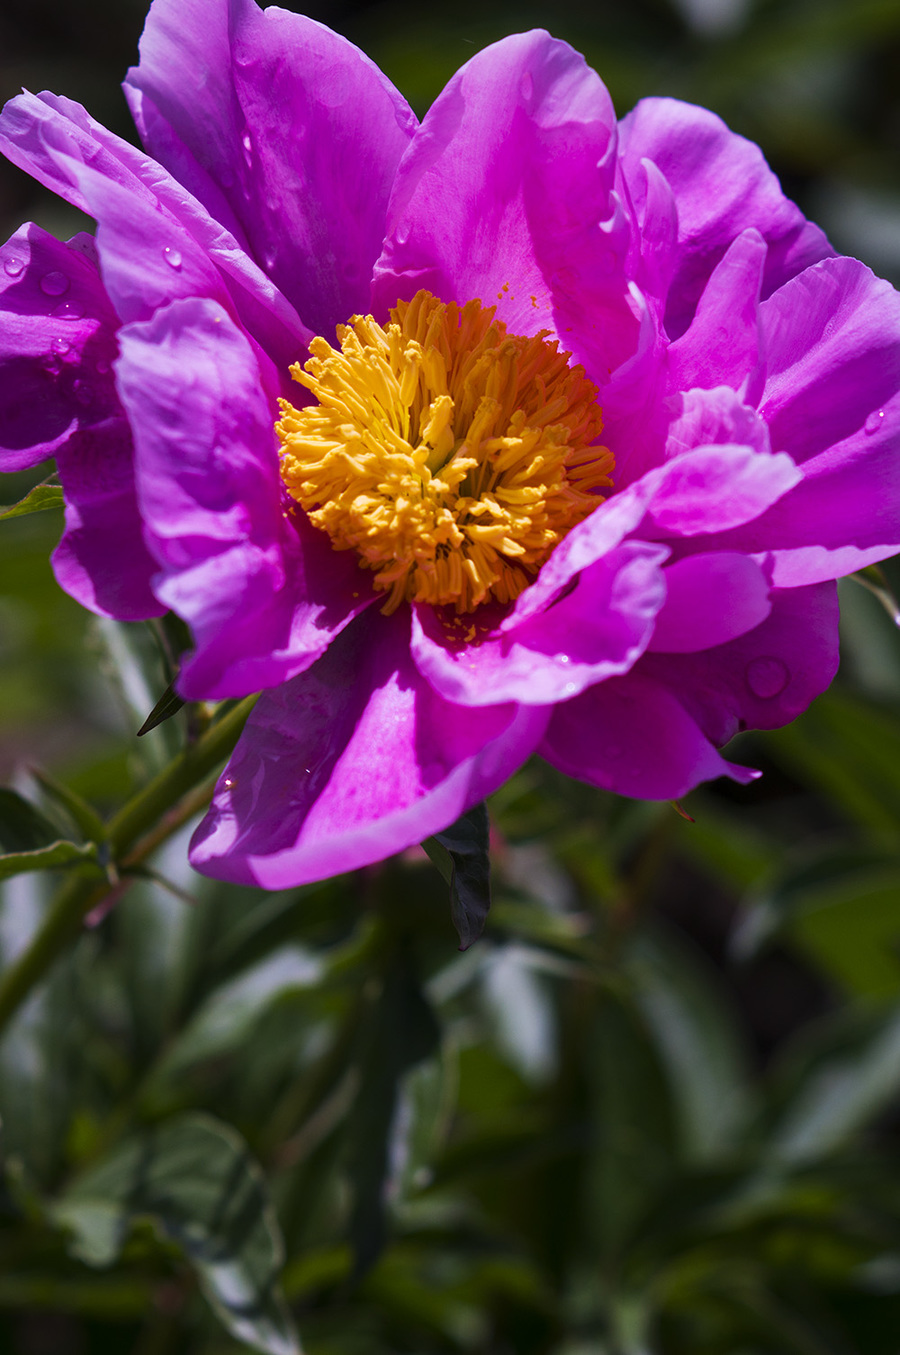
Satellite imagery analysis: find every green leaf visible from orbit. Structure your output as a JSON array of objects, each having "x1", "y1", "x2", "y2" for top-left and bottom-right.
[
  {"x1": 53, "y1": 1113, "x2": 300, "y2": 1355},
  {"x1": 423, "y1": 802, "x2": 491, "y2": 949},
  {"x1": 0, "y1": 788, "x2": 97, "y2": 881},
  {"x1": 770, "y1": 1006, "x2": 900, "y2": 1165},
  {"x1": 345, "y1": 955, "x2": 440, "y2": 1276},
  {"x1": 627, "y1": 929, "x2": 753, "y2": 1164},
  {"x1": 28, "y1": 767, "x2": 108, "y2": 847},
  {"x1": 137, "y1": 680, "x2": 186, "y2": 736},
  {"x1": 0, "y1": 481, "x2": 64, "y2": 520}
]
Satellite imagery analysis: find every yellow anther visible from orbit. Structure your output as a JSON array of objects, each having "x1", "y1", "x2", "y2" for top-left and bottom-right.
[{"x1": 276, "y1": 290, "x2": 614, "y2": 614}]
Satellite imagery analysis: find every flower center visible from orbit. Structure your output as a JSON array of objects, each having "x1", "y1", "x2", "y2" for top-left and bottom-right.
[{"x1": 276, "y1": 290, "x2": 614, "y2": 614}]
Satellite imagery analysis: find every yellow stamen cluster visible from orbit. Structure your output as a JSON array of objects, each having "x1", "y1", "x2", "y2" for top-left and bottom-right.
[{"x1": 276, "y1": 290, "x2": 614, "y2": 614}]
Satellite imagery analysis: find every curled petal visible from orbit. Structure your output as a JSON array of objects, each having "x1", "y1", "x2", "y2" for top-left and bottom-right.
[
  {"x1": 115, "y1": 297, "x2": 370, "y2": 698},
  {"x1": 190, "y1": 609, "x2": 549, "y2": 888},
  {"x1": 541, "y1": 670, "x2": 757, "y2": 801},
  {"x1": 126, "y1": 0, "x2": 416, "y2": 336},
  {"x1": 411, "y1": 540, "x2": 668, "y2": 707}
]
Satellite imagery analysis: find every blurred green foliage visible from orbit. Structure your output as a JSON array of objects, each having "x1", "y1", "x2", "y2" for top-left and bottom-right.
[{"x1": 4, "y1": 0, "x2": 900, "y2": 1352}]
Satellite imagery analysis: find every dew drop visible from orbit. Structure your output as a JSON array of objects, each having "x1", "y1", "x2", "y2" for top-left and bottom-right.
[
  {"x1": 51, "y1": 336, "x2": 70, "y2": 356},
  {"x1": 95, "y1": 359, "x2": 110, "y2": 375},
  {"x1": 865, "y1": 409, "x2": 886, "y2": 435},
  {"x1": 40, "y1": 270, "x2": 69, "y2": 296},
  {"x1": 53, "y1": 299, "x2": 84, "y2": 320},
  {"x1": 241, "y1": 132, "x2": 253, "y2": 167},
  {"x1": 394, "y1": 220, "x2": 411, "y2": 246},
  {"x1": 4, "y1": 256, "x2": 24, "y2": 278},
  {"x1": 519, "y1": 71, "x2": 534, "y2": 102},
  {"x1": 564, "y1": 681, "x2": 577, "y2": 694},
  {"x1": 745, "y1": 655, "x2": 789, "y2": 699},
  {"x1": 223, "y1": 777, "x2": 235, "y2": 788},
  {"x1": 556, "y1": 653, "x2": 571, "y2": 665},
  {"x1": 162, "y1": 245, "x2": 183, "y2": 270}
]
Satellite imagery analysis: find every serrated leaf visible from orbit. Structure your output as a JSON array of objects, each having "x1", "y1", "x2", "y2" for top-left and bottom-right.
[
  {"x1": 53, "y1": 1113, "x2": 300, "y2": 1355},
  {"x1": 0, "y1": 788, "x2": 98, "y2": 881},
  {"x1": 423, "y1": 802, "x2": 491, "y2": 949},
  {"x1": 0, "y1": 481, "x2": 64, "y2": 520}
]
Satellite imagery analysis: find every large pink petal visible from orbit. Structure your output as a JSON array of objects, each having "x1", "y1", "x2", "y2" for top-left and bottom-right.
[
  {"x1": 372, "y1": 30, "x2": 639, "y2": 378},
  {"x1": 190, "y1": 609, "x2": 549, "y2": 888},
  {"x1": 697, "y1": 258, "x2": 900, "y2": 584},
  {"x1": 115, "y1": 298, "x2": 370, "y2": 699},
  {"x1": 0, "y1": 224, "x2": 120, "y2": 468},
  {"x1": 125, "y1": 0, "x2": 416, "y2": 338},
  {"x1": 639, "y1": 582, "x2": 839, "y2": 747},
  {"x1": 541, "y1": 670, "x2": 756, "y2": 801},
  {"x1": 618, "y1": 96, "x2": 832, "y2": 337},
  {"x1": 411, "y1": 540, "x2": 667, "y2": 707},
  {"x1": 0, "y1": 90, "x2": 308, "y2": 372},
  {"x1": 647, "y1": 552, "x2": 771, "y2": 653}
]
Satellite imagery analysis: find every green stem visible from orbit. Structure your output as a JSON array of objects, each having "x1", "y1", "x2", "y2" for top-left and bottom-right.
[{"x1": 0, "y1": 695, "x2": 259, "y2": 1039}]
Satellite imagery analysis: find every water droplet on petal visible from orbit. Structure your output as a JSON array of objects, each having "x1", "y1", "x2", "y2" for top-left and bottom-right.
[
  {"x1": 53, "y1": 300, "x2": 84, "y2": 320},
  {"x1": 4, "y1": 256, "x2": 24, "y2": 278},
  {"x1": 241, "y1": 132, "x2": 253, "y2": 167},
  {"x1": 394, "y1": 220, "x2": 411, "y2": 246},
  {"x1": 519, "y1": 71, "x2": 534, "y2": 102},
  {"x1": 745, "y1": 655, "x2": 789, "y2": 699},
  {"x1": 162, "y1": 245, "x2": 183, "y2": 270},
  {"x1": 51, "y1": 337, "x2": 70, "y2": 356},
  {"x1": 223, "y1": 777, "x2": 235, "y2": 788},
  {"x1": 564, "y1": 681, "x2": 577, "y2": 694},
  {"x1": 556, "y1": 653, "x2": 570, "y2": 665},
  {"x1": 40, "y1": 270, "x2": 69, "y2": 296},
  {"x1": 95, "y1": 359, "x2": 110, "y2": 375},
  {"x1": 865, "y1": 409, "x2": 886, "y2": 434}
]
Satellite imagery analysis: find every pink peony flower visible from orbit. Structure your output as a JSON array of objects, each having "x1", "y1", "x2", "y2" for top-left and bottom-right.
[{"x1": 2, "y1": 0, "x2": 899, "y2": 886}]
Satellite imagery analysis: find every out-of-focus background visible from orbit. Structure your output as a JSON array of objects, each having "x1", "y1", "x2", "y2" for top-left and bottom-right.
[{"x1": 4, "y1": 1, "x2": 900, "y2": 1353}]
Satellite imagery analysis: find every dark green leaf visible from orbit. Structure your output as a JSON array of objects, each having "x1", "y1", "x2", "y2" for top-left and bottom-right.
[
  {"x1": 423, "y1": 802, "x2": 491, "y2": 949},
  {"x1": 0, "y1": 788, "x2": 98, "y2": 880},
  {"x1": 345, "y1": 955, "x2": 440, "y2": 1277},
  {"x1": 28, "y1": 767, "x2": 108, "y2": 846},
  {"x1": 53, "y1": 1113, "x2": 299, "y2": 1355},
  {"x1": 0, "y1": 481, "x2": 64, "y2": 520},
  {"x1": 137, "y1": 681, "x2": 186, "y2": 736}
]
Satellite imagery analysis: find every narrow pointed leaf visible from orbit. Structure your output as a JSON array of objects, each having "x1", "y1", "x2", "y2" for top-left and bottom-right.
[
  {"x1": 423, "y1": 802, "x2": 491, "y2": 949},
  {"x1": 0, "y1": 481, "x2": 64, "y2": 520}
]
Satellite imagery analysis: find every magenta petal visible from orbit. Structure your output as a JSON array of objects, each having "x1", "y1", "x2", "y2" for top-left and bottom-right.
[
  {"x1": 646, "y1": 444, "x2": 800, "y2": 536},
  {"x1": 619, "y1": 96, "x2": 832, "y2": 336},
  {"x1": 115, "y1": 297, "x2": 368, "y2": 698},
  {"x1": 708, "y1": 257, "x2": 900, "y2": 583},
  {"x1": 0, "y1": 91, "x2": 309, "y2": 371},
  {"x1": 126, "y1": 0, "x2": 416, "y2": 337},
  {"x1": 540, "y1": 670, "x2": 756, "y2": 800},
  {"x1": 639, "y1": 582, "x2": 839, "y2": 747},
  {"x1": 0, "y1": 223, "x2": 120, "y2": 468},
  {"x1": 666, "y1": 228, "x2": 766, "y2": 396},
  {"x1": 411, "y1": 540, "x2": 667, "y2": 706},
  {"x1": 665, "y1": 386, "x2": 771, "y2": 460},
  {"x1": 190, "y1": 610, "x2": 549, "y2": 888},
  {"x1": 373, "y1": 30, "x2": 638, "y2": 375},
  {"x1": 53, "y1": 419, "x2": 163, "y2": 619},
  {"x1": 648, "y1": 552, "x2": 771, "y2": 653}
]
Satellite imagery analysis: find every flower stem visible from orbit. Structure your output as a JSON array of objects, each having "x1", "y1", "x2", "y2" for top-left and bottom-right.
[{"x1": 0, "y1": 694, "x2": 258, "y2": 1039}]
